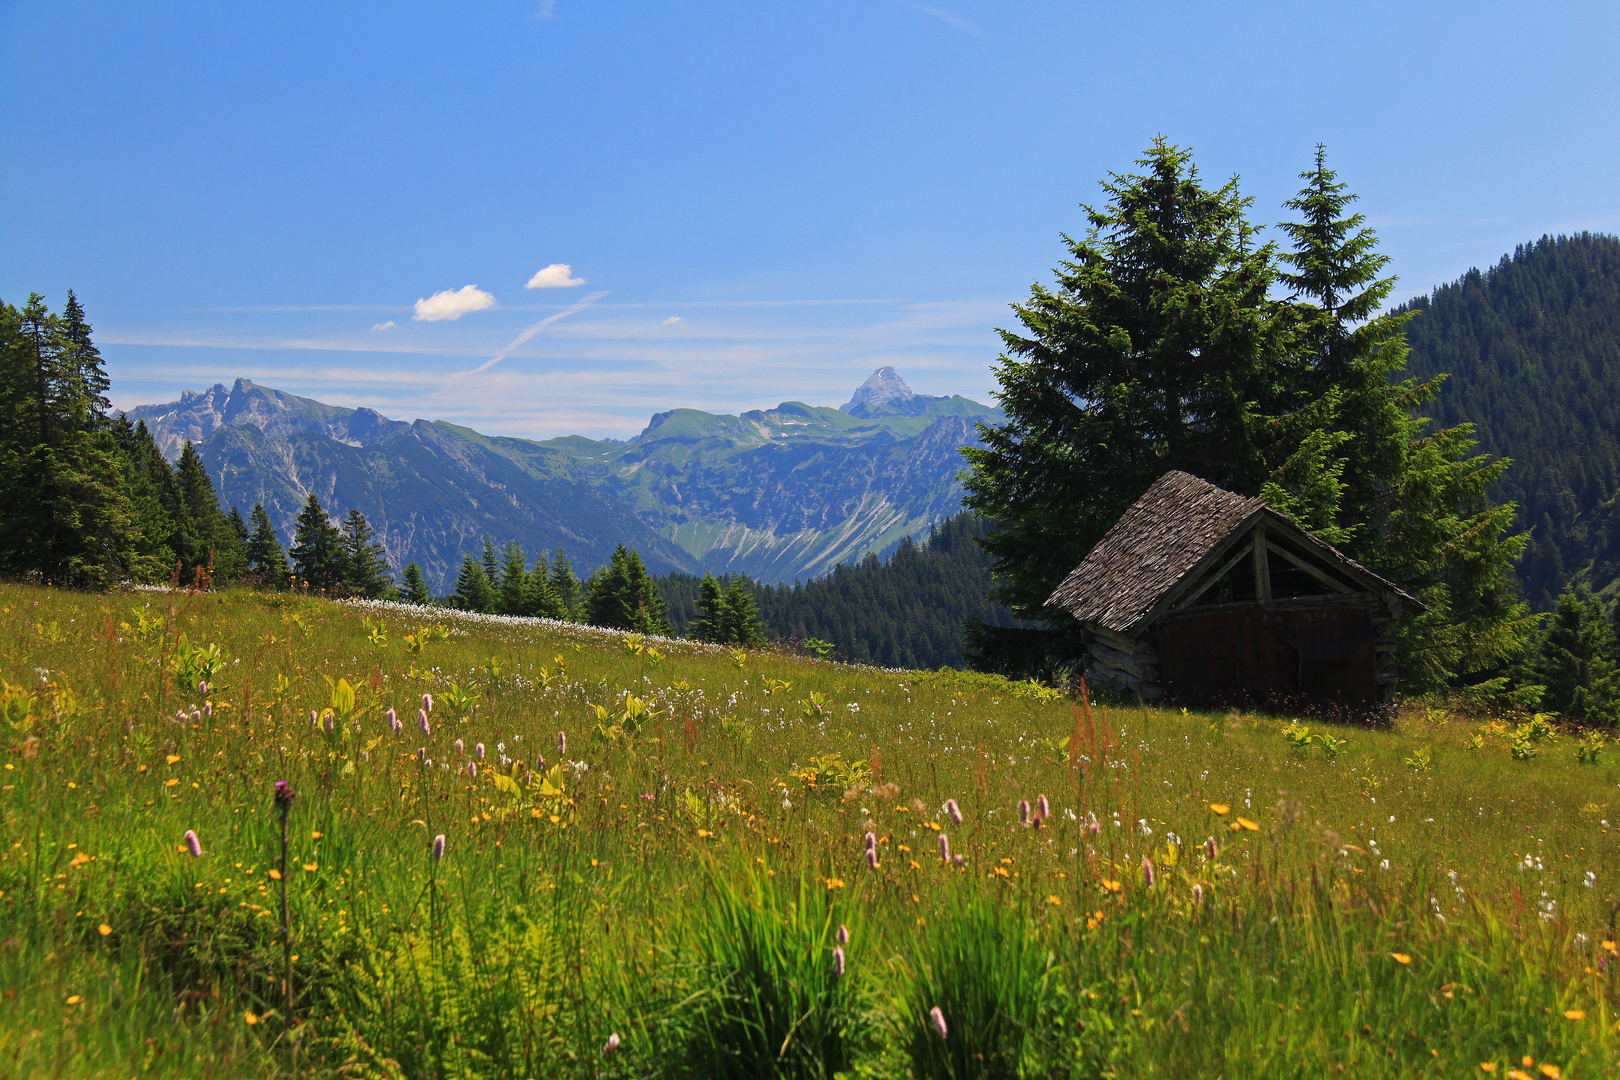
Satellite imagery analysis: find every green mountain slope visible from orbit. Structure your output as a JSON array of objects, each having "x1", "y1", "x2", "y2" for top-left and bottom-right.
[
  {"x1": 1398, "y1": 233, "x2": 1620, "y2": 608},
  {"x1": 127, "y1": 372, "x2": 1003, "y2": 591}
]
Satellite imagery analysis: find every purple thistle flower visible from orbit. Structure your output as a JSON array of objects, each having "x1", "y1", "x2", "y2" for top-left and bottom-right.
[
  {"x1": 1205, "y1": 836, "x2": 1218, "y2": 862},
  {"x1": 183, "y1": 829, "x2": 203, "y2": 858},
  {"x1": 833, "y1": 945, "x2": 846, "y2": 978},
  {"x1": 476, "y1": 742, "x2": 485, "y2": 761},
  {"x1": 938, "y1": 832, "x2": 950, "y2": 863},
  {"x1": 273, "y1": 780, "x2": 295, "y2": 810},
  {"x1": 944, "y1": 798, "x2": 962, "y2": 824},
  {"x1": 836, "y1": 923, "x2": 849, "y2": 945},
  {"x1": 866, "y1": 847, "x2": 879, "y2": 870},
  {"x1": 419, "y1": 709, "x2": 430, "y2": 735},
  {"x1": 603, "y1": 1032, "x2": 620, "y2": 1053},
  {"x1": 864, "y1": 831, "x2": 877, "y2": 851},
  {"x1": 558, "y1": 730, "x2": 567, "y2": 755},
  {"x1": 454, "y1": 738, "x2": 465, "y2": 756},
  {"x1": 1019, "y1": 799, "x2": 1031, "y2": 827},
  {"x1": 431, "y1": 834, "x2": 446, "y2": 862},
  {"x1": 1193, "y1": 884, "x2": 1205, "y2": 905},
  {"x1": 929, "y1": 1006, "x2": 948, "y2": 1040},
  {"x1": 1141, "y1": 857, "x2": 1156, "y2": 888},
  {"x1": 421, "y1": 692, "x2": 433, "y2": 714},
  {"x1": 1037, "y1": 794, "x2": 1050, "y2": 820}
]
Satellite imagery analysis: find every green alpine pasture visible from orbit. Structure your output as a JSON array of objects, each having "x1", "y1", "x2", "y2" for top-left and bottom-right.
[{"x1": 0, "y1": 582, "x2": 1616, "y2": 1078}]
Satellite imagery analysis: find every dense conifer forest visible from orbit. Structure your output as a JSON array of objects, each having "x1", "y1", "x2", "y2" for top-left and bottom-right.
[
  {"x1": 1399, "y1": 232, "x2": 1620, "y2": 609},
  {"x1": 657, "y1": 513, "x2": 1019, "y2": 669}
]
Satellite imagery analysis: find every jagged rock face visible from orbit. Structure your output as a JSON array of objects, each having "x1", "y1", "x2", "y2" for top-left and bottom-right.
[
  {"x1": 127, "y1": 373, "x2": 1004, "y2": 591},
  {"x1": 841, "y1": 366, "x2": 914, "y2": 413}
]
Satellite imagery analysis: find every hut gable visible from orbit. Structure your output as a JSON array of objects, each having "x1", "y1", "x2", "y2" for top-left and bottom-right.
[
  {"x1": 1045, "y1": 470, "x2": 1418, "y2": 710},
  {"x1": 1045, "y1": 471, "x2": 1265, "y2": 638}
]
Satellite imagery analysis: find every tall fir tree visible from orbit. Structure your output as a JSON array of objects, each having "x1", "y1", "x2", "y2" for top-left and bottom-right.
[
  {"x1": 692, "y1": 573, "x2": 726, "y2": 641},
  {"x1": 1526, "y1": 585, "x2": 1617, "y2": 723},
  {"x1": 549, "y1": 547, "x2": 582, "y2": 620},
  {"x1": 451, "y1": 554, "x2": 495, "y2": 612},
  {"x1": 339, "y1": 509, "x2": 393, "y2": 598},
  {"x1": 962, "y1": 140, "x2": 1291, "y2": 661},
  {"x1": 498, "y1": 540, "x2": 529, "y2": 615},
  {"x1": 111, "y1": 416, "x2": 183, "y2": 581},
  {"x1": 525, "y1": 550, "x2": 565, "y2": 619},
  {"x1": 289, "y1": 492, "x2": 344, "y2": 590},
  {"x1": 400, "y1": 561, "x2": 431, "y2": 605},
  {"x1": 481, "y1": 537, "x2": 501, "y2": 589},
  {"x1": 1268, "y1": 148, "x2": 1534, "y2": 687},
  {"x1": 245, "y1": 502, "x2": 290, "y2": 587},
  {"x1": 719, "y1": 576, "x2": 765, "y2": 646},
  {"x1": 586, "y1": 545, "x2": 671, "y2": 634}
]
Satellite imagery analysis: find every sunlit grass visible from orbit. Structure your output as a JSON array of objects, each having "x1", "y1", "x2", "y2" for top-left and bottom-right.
[{"x1": 0, "y1": 581, "x2": 1615, "y2": 1077}]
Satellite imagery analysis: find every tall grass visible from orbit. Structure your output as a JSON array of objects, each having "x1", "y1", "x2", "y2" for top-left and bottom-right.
[{"x1": 0, "y1": 582, "x2": 1614, "y2": 1077}]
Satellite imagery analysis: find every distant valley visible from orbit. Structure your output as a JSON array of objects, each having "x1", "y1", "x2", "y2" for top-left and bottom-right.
[{"x1": 125, "y1": 368, "x2": 1003, "y2": 592}]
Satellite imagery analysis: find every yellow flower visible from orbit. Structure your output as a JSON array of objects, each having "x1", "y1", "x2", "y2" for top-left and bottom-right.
[
  {"x1": 268, "y1": 869, "x2": 282, "y2": 880},
  {"x1": 166, "y1": 754, "x2": 181, "y2": 765},
  {"x1": 925, "y1": 821, "x2": 941, "y2": 831},
  {"x1": 909, "y1": 860, "x2": 921, "y2": 870},
  {"x1": 97, "y1": 923, "x2": 111, "y2": 936},
  {"x1": 302, "y1": 863, "x2": 318, "y2": 873},
  {"x1": 1235, "y1": 817, "x2": 1259, "y2": 831},
  {"x1": 1508, "y1": 1069, "x2": 1534, "y2": 1080},
  {"x1": 1045, "y1": 894, "x2": 1062, "y2": 906},
  {"x1": 1101, "y1": 879, "x2": 1122, "y2": 892},
  {"x1": 993, "y1": 866, "x2": 1010, "y2": 878},
  {"x1": 1603, "y1": 940, "x2": 1618, "y2": 953},
  {"x1": 825, "y1": 876, "x2": 845, "y2": 889},
  {"x1": 549, "y1": 814, "x2": 560, "y2": 824},
  {"x1": 1391, "y1": 953, "x2": 1412, "y2": 965},
  {"x1": 1539, "y1": 1065, "x2": 1563, "y2": 1079},
  {"x1": 1563, "y1": 1009, "x2": 1585, "y2": 1021},
  {"x1": 65, "y1": 995, "x2": 81, "y2": 1005},
  {"x1": 1209, "y1": 803, "x2": 1230, "y2": 815},
  {"x1": 1523, "y1": 1055, "x2": 1535, "y2": 1067},
  {"x1": 164, "y1": 778, "x2": 179, "y2": 787},
  {"x1": 310, "y1": 831, "x2": 323, "y2": 839},
  {"x1": 1479, "y1": 1065, "x2": 1496, "y2": 1074},
  {"x1": 531, "y1": 808, "x2": 542, "y2": 818},
  {"x1": 245, "y1": 1011, "x2": 259, "y2": 1025},
  {"x1": 696, "y1": 829, "x2": 711, "y2": 838}
]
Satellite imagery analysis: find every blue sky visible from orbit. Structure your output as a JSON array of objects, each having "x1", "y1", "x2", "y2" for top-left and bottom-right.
[{"x1": 3, "y1": 1, "x2": 1617, "y2": 439}]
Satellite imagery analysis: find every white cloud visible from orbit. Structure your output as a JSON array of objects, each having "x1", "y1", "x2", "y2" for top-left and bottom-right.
[
  {"x1": 526, "y1": 263, "x2": 586, "y2": 289},
  {"x1": 371, "y1": 320, "x2": 396, "y2": 331},
  {"x1": 413, "y1": 285, "x2": 497, "y2": 322},
  {"x1": 662, "y1": 315, "x2": 682, "y2": 325}
]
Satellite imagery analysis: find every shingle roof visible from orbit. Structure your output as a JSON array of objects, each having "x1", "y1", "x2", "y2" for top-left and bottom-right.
[{"x1": 1045, "y1": 470, "x2": 1415, "y2": 637}]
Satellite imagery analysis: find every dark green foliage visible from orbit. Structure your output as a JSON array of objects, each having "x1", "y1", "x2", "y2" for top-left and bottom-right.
[
  {"x1": 0, "y1": 292, "x2": 139, "y2": 587},
  {"x1": 962, "y1": 140, "x2": 1289, "y2": 633},
  {"x1": 549, "y1": 547, "x2": 582, "y2": 619},
  {"x1": 586, "y1": 545, "x2": 672, "y2": 634},
  {"x1": 340, "y1": 509, "x2": 393, "y2": 599},
  {"x1": 659, "y1": 514, "x2": 1018, "y2": 669},
  {"x1": 498, "y1": 540, "x2": 529, "y2": 615},
  {"x1": 289, "y1": 493, "x2": 345, "y2": 591},
  {"x1": 692, "y1": 573, "x2": 726, "y2": 642},
  {"x1": 400, "y1": 561, "x2": 431, "y2": 605},
  {"x1": 451, "y1": 554, "x2": 496, "y2": 613},
  {"x1": 525, "y1": 550, "x2": 565, "y2": 619},
  {"x1": 1398, "y1": 233, "x2": 1620, "y2": 610},
  {"x1": 1526, "y1": 585, "x2": 1618, "y2": 724},
  {"x1": 112, "y1": 417, "x2": 184, "y2": 580},
  {"x1": 245, "y1": 502, "x2": 290, "y2": 587}
]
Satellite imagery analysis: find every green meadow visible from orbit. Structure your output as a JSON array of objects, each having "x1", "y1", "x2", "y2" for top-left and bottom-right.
[{"x1": 0, "y1": 582, "x2": 1616, "y2": 1079}]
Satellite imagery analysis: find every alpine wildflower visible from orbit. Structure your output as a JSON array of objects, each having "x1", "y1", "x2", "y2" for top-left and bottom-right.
[
  {"x1": 419, "y1": 709, "x2": 431, "y2": 735},
  {"x1": 929, "y1": 1006, "x2": 948, "y2": 1040},
  {"x1": 558, "y1": 730, "x2": 568, "y2": 756},
  {"x1": 421, "y1": 692, "x2": 433, "y2": 714},
  {"x1": 603, "y1": 1032, "x2": 620, "y2": 1053},
  {"x1": 1037, "y1": 794, "x2": 1050, "y2": 819},
  {"x1": 833, "y1": 945, "x2": 846, "y2": 978},
  {"x1": 1141, "y1": 857, "x2": 1156, "y2": 888},
  {"x1": 866, "y1": 847, "x2": 879, "y2": 870},
  {"x1": 432, "y1": 834, "x2": 446, "y2": 862},
  {"x1": 183, "y1": 830, "x2": 203, "y2": 858},
  {"x1": 1019, "y1": 799, "x2": 1031, "y2": 827},
  {"x1": 386, "y1": 707, "x2": 398, "y2": 732},
  {"x1": 476, "y1": 742, "x2": 485, "y2": 760},
  {"x1": 938, "y1": 833, "x2": 950, "y2": 863},
  {"x1": 836, "y1": 924, "x2": 849, "y2": 945},
  {"x1": 943, "y1": 798, "x2": 963, "y2": 824}
]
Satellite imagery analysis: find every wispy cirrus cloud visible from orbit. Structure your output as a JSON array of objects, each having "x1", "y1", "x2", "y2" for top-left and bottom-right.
[
  {"x1": 413, "y1": 284, "x2": 497, "y2": 321},
  {"x1": 893, "y1": 0, "x2": 981, "y2": 34}
]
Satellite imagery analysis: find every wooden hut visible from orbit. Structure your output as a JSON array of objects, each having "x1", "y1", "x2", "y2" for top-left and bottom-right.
[{"x1": 1045, "y1": 470, "x2": 1419, "y2": 710}]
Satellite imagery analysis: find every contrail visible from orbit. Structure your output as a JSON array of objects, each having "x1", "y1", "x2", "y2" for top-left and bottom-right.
[{"x1": 455, "y1": 290, "x2": 608, "y2": 377}]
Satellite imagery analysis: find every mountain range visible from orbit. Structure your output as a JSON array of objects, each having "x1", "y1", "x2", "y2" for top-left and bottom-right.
[{"x1": 125, "y1": 368, "x2": 1003, "y2": 592}]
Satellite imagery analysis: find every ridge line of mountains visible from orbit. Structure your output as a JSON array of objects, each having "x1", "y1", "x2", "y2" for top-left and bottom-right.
[{"x1": 125, "y1": 367, "x2": 1004, "y2": 593}]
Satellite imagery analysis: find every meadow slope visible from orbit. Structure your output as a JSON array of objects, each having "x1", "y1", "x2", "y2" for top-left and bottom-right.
[{"x1": 0, "y1": 583, "x2": 1616, "y2": 1078}]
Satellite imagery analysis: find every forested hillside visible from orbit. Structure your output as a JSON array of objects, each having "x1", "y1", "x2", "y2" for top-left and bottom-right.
[
  {"x1": 658, "y1": 513, "x2": 1018, "y2": 669},
  {"x1": 1399, "y1": 232, "x2": 1620, "y2": 609}
]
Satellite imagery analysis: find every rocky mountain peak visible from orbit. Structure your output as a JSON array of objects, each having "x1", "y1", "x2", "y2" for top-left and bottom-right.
[{"x1": 840, "y1": 367, "x2": 915, "y2": 413}]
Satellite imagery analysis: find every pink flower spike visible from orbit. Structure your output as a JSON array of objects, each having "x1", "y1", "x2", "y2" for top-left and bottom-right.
[
  {"x1": 929, "y1": 1006, "x2": 948, "y2": 1040},
  {"x1": 1141, "y1": 857, "x2": 1156, "y2": 888},
  {"x1": 421, "y1": 693, "x2": 433, "y2": 714},
  {"x1": 1018, "y1": 799, "x2": 1031, "y2": 826},
  {"x1": 385, "y1": 707, "x2": 397, "y2": 729},
  {"x1": 1037, "y1": 794, "x2": 1050, "y2": 819},
  {"x1": 183, "y1": 830, "x2": 203, "y2": 858},
  {"x1": 431, "y1": 834, "x2": 446, "y2": 862},
  {"x1": 419, "y1": 709, "x2": 430, "y2": 735},
  {"x1": 836, "y1": 923, "x2": 849, "y2": 945},
  {"x1": 476, "y1": 742, "x2": 485, "y2": 760},
  {"x1": 603, "y1": 1032, "x2": 620, "y2": 1053},
  {"x1": 944, "y1": 798, "x2": 962, "y2": 824},
  {"x1": 833, "y1": 945, "x2": 846, "y2": 978},
  {"x1": 866, "y1": 847, "x2": 879, "y2": 870},
  {"x1": 938, "y1": 833, "x2": 950, "y2": 863}
]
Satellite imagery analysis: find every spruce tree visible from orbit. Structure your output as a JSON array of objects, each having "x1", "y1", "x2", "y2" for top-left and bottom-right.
[
  {"x1": 1270, "y1": 148, "x2": 1534, "y2": 687},
  {"x1": 962, "y1": 140, "x2": 1290, "y2": 645},
  {"x1": 339, "y1": 509, "x2": 393, "y2": 598},
  {"x1": 451, "y1": 554, "x2": 495, "y2": 612},
  {"x1": 400, "y1": 561, "x2": 431, "y2": 605},
  {"x1": 246, "y1": 502, "x2": 290, "y2": 587},
  {"x1": 526, "y1": 550, "x2": 565, "y2": 619},
  {"x1": 585, "y1": 545, "x2": 671, "y2": 633},
  {"x1": 549, "y1": 547, "x2": 582, "y2": 620},
  {"x1": 499, "y1": 540, "x2": 529, "y2": 615},
  {"x1": 289, "y1": 492, "x2": 344, "y2": 590},
  {"x1": 693, "y1": 572, "x2": 725, "y2": 641},
  {"x1": 720, "y1": 576, "x2": 764, "y2": 646},
  {"x1": 1528, "y1": 585, "x2": 1618, "y2": 723},
  {"x1": 112, "y1": 416, "x2": 182, "y2": 581},
  {"x1": 481, "y1": 537, "x2": 501, "y2": 588}
]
